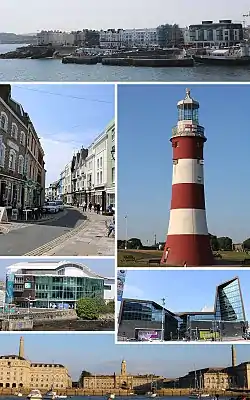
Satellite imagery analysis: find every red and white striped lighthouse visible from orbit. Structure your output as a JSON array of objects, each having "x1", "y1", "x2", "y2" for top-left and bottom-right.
[{"x1": 161, "y1": 88, "x2": 214, "y2": 267}]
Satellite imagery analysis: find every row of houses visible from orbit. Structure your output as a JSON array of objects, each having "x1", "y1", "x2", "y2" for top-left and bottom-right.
[
  {"x1": 37, "y1": 19, "x2": 244, "y2": 49},
  {"x1": 0, "y1": 85, "x2": 46, "y2": 212},
  {"x1": 45, "y1": 119, "x2": 115, "y2": 211}
]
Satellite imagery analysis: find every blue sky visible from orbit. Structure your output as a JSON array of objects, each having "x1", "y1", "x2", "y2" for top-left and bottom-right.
[
  {"x1": 121, "y1": 269, "x2": 250, "y2": 319},
  {"x1": 11, "y1": 84, "x2": 114, "y2": 185},
  {"x1": 1, "y1": 335, "x2": 250, "y2": 380},
  {"x1": 0, "y1": 258, "x2": 114, "y2": 281},
  {"x1": 1, "y1": 0, "x2": 249, "y2": 32},
  {"x1": 118, "y1": 84, "x2": 250, "y2": 243}
]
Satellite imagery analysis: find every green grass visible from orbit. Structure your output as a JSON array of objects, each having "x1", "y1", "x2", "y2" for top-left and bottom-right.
[{"x1": 117, "y1": 249, "x2": 248, "y2": 268}]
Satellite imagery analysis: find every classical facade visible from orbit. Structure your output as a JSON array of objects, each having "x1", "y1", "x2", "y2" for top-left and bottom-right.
[
  {"x1": 99, "y1": 29, "x2": 158, "y2": 49},
  {"x1": 71, "y1": 147, "x2": 88, "y2": 205},
  {"x1": 0, "y1": 85, "x2": 46, "y2": 211},
  {"x1": 0, "y1": 337, "x2": 72, "y2": 390},
  {"x1": 80, "y1": 360, "x2": 162, "y2": 390}
]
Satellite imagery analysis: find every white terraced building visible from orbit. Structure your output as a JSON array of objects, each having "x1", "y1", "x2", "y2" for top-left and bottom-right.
[
  {"x1": 99, "y1": 28, "x2": 158, "y2": 48},
  {"x1": 5, "y1": 261, "x2": 115, "y2": 308}
]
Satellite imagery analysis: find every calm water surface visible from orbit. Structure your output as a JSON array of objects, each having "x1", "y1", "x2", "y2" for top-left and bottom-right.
[{"x1": 0, "y1": 44, "x2": 250, "y2": 82}]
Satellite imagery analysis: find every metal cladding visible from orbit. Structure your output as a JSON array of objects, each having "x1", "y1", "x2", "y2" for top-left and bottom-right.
[{"x1": 161, "y1": 89, "x2": 214, "y2": 267}]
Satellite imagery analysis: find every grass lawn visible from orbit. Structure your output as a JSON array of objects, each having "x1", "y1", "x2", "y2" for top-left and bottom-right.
[{"x1": 117, "y1": 249, "x2": 248, "y2": 268}]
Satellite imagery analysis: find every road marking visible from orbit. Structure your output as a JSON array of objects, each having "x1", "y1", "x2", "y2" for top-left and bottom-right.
[{"x1": 23, "y1": 220, "x2": 87, "y2": 256}]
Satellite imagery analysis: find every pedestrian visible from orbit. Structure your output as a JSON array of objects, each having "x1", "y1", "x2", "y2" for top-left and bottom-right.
[
  {"x1": 96, "y1": 203, "x2": 100, "y2": 214},
  {"x1": 94, "y1": 203, "x2": 97, "y2": 213},
  {"x1": 77, "y1": 202, "x2": 79, "y2": 208},
  {"x1": 107, "y1": 220, "x2": 115, "y2": 237},
  {"x1": 183, "y1": 261, "x2": 187, "y2": 267},
  {"x1": 88, "y1": 202, "x2": 92, "y2": 212}
]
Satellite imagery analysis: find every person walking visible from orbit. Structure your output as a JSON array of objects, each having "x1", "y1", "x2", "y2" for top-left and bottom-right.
[
  {"x1": 96, "y1": 203, "x2": 100, "y2": 214},
  {"x1": 88, "y1": 202, "x2": 92, "y2": 212},
  {"x1": 107, "y1": 218, "x2": 115, "y2": 237},
  {"x1": 82, "y1": 201, "x2": 87, "y2": 212}
]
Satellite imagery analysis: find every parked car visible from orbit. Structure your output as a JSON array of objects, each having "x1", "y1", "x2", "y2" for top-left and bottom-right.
[
  {"x1": 43, "y1": 202, "x2": 60, "y2": 213},
  {"x1": 54, "y1": 200, "x2": 64, "y2": 211}
]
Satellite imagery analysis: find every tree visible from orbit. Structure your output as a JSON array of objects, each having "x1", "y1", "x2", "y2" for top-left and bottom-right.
[
  {"x1": 76, "y1": 297, "x2": 106, "y2": 320},
  {"x1": 105, "y1": 300, "x2": 115, "y2": 314},
  {"x1": 80, "y1": 370, "x2": 92, "y2": 378},
  {"x1": 128, "y1": 237, "x2": 143, "y2": 249},
  {"x1": 217, "y1": 237, "x2": 233, "y2": 251},
  {"x1": 243, "y1": 238, "x2": 250, "y2": 250},
  {"x1": 209, "y1": 234, "x2": 219, "y2": 251},
  {"x1": 117, "y1": 240, "x2": 126, "y2": 249}
]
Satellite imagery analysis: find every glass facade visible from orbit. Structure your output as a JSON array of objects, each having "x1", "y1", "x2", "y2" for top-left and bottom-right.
[
  {"x1": 189, "y1": 313, "x2": 214, "y2": 321},
  {"x1": 34, "y1": 275, "x2": 104, "y2": 307},
  {"x1": 178, "y1": 105, "x2": 199, "y2": 122},
  {"x1": 122, "y1": 300, "x2": 162, "y2": 322},
  {"x1": 215, "y1": 278, "x2": 245, "y2": 321}
]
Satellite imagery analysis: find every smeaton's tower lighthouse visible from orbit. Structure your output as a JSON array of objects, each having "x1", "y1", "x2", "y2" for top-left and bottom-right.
[{"x1": 161, "y1": 89, "x2": 214, "y2": 267}]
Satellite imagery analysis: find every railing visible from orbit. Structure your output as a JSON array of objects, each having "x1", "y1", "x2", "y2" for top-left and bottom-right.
[{"x1": 172, "y1": 125, "x2": 205, "y2": 137}]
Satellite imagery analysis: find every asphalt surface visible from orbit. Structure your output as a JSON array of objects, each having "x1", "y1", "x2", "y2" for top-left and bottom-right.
[{"x1": 0, "y1": 207, "x2": 86, "y2": 256}]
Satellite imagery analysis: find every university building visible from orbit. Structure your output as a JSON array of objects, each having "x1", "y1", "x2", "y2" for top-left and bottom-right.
[
  {"x1": 118, "y1": 277, "x2": 247, "y2": 341},
  {"x1": 5, "y1": 261, "x2": 115, "y2": 309},
  {"x1": 0, "y1": 85, "x2": 46, "y2": 211},
  {"x1": 0, "y1": 337, "x2": 72, "y2": 390}
]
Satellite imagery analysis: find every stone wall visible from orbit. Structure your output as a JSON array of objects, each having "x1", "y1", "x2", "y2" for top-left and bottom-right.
[
  {"x1": 33, "y1": 318, "x2": 115, "y2": 331},
  {"x1": 1, "y1": 319, "x2": 33, "y2": 331}
]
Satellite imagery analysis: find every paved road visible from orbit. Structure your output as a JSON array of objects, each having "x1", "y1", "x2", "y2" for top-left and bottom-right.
[{"x1": 0, "y1": 208, "x2": 86, "y2": 256}]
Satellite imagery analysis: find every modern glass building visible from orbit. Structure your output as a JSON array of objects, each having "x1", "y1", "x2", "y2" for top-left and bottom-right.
[
  {"x1": 118, "y1": 277, "x2": 247, "y2": 341},
  {"x1": 118, "y1": 298, "x2": 179, "y2": 341},
  {"x1": 5, "y1": 261, "x2": 115, "y2": 309}
]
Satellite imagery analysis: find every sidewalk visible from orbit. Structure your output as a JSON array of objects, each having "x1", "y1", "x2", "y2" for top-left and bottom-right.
[{"x1": 44, "y1": 210, "x2": 115, "y2": 256}]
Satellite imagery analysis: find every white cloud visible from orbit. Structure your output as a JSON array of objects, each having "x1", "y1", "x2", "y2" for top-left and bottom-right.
[
  {"x1": 40, "y1": 130, "x2": 97, "y2": 185},
  {"x1": 201, "y1": 305, "x2": 214, "y2": 312},
  {"x1": 124, "y1": 284, "x2": 144, "y2": 299}
]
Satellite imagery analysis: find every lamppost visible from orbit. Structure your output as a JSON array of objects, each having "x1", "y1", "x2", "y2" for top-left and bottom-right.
[
  {"x1": 125, "y1": 215, "x2": 128, "y2": 250},
  {"x1": 161, "y1": 297, "x2": 166, "y2": 342},
  {"x1": 111, "y1": 146, "x2": 115, "y2": 160},
  {"x1": 25, "y1": 297, "x2": 31, "y2": 316}
]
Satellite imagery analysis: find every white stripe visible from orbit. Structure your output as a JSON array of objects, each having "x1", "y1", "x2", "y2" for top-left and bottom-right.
[
  {"x1": 167, "y1": 208, "x2": 209, "y2": 235},
  {"x1": 172, "y1": 158, "x2": 204, "y2": 185}
]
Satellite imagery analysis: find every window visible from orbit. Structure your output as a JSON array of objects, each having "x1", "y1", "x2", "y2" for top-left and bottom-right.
[
  {"x1": 0, "y1": 112, "x2": 8, "y2": 131},
  {"x1": 100, "y1": 157, "x2": 103, "y2": 167},
  {"x1": 97, "y1": 172, "x2": 99, "y2": 185},
  {"x1": 11, "y1": 123, "x2": 18, "y2": 140},
  {"x1": 97, "y1": 159, "x2": 99, "y2": 169},
  {"x1": 0, "y1": 144, "x2": 6, "y2": 167},
  {"x1": 9, "y1": 149, "x2": 16, "y2": 171},
  {"x1": 100, "y1": 171, "x2": 103, "y2": 184},
  {"x1": 112, "y1": 167, "x2": 115, "y2": 183},
  {"x1": 18, "y1": 155, "x2": 24, "y2": 174},
  {"x1": 20, "y1": 131, "x2": 26, "y2": 146}
]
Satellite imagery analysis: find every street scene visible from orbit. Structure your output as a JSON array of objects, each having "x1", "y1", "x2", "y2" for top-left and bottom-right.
[
  {"x1": 0, "y1": 258, "x2": 115, "y2": 331},
  {"x1": 117, "y1": 270, "x2": 250, "y2": 343},
  {"x1": 0, "y1": 84, "x2": 115, "y2": 256}
]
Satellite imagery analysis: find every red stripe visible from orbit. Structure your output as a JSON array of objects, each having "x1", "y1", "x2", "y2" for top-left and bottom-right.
[
  {"x1": 171, "y1": 136, "x2": 205, "y2": 159},
  {"x1": 161, "y1": 234, "x2": 214, "y2": 266},
  {"x1": 171, "y1": 183, "x2": 205, "y2": 209}
]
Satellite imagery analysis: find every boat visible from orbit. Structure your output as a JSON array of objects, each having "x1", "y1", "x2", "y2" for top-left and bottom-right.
[
  {"x1": 107, "y1": 395, "x2": 115, "y2": 400},
  {"x1": 56, "y1": 396, "x2": 67, "y2": 399},
  {"x1": 193, "y1": 44, "x2": 250, "y2": 66},
  {"x1": 27, "y1": 390, "x2": 43, "y2": 400},
  {"x1": 146, "y1": 393, "x2": 157, "y2": 398},
  {"x1": 14, "y1": 393, "x2": 23, "y2": 397},
  {"x1": 43, "y1": 390, "x2": 57, "y2": 400},
  {"x1": 189, "y1": 394, "x2": 210, "y2": 399}
]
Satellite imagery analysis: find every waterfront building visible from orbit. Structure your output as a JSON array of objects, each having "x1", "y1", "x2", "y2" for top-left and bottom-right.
[
  {"x1": 0, "y1": 85, "x2": 45, "y2": 211},
  {"x1": 167, "y1": 346, "x2": 250, "y2": 390},
  {"x1": 188, "y1": 20, "x2": 243, "y2": 48},
  {"x1": 100, "y1": 28, "x2": 158, "y2": 49},
  {"x1": 0, "y1": 337, "x2": 71, "y2": 390},
  {"x1": 37, "y1": 31, "x2": 75, "y2": 46},
  {"x1": 118, "y1": 277, "x2": 247, "y2": 341},
  {"x1": 5, "y1": 261, "x2": 115, "y2": 309},
  {"x1": 80, "y1": 359, "x2": 163, "y2": 390}
]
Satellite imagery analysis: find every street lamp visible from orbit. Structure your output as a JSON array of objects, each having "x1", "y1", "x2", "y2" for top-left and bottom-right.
[
  {"x1": 111, "y1": 146, "x2": 115, "y2": 160},
  {"x1": 25, "y1": 297, "x2": 31, "y2": 315},
  {"x1": 161, "y1": 297, "x2": 166, "y2": 342},
  {"x1": 124, "y1": 215, "x2": 128, "y2": 250}
]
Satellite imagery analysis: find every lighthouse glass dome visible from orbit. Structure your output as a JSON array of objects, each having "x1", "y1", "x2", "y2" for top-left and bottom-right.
[{"x1": 178, "y1": 104, "x2": 199, "y2": 122}]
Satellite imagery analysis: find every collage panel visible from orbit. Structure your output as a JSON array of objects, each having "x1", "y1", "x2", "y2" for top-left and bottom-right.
[
  {"x1": 0, "y1": 334, "x2": 250, "y2": 398},
  {"x1": 117, "y1": 84, "x2": 250, "y2": 268},
  {"x1": 0, "y1": 257, "x2": 115, "y2": 332},
  {"x1": 116, "y1": 269, "x2": 249, "y2": 343},
  {"x1": 0, "y1": 83, "x2": 115, "y2": 257}
]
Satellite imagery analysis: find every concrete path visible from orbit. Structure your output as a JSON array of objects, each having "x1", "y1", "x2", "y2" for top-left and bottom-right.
[{"x1": 44, "y1": 210, "x2": 115, "y2": 257}]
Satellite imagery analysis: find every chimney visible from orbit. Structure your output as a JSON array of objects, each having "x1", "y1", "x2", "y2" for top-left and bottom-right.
[
  {"x1": 19, "y1": 336, "x2": 24, "y2": 359},
  {"x1": 231, "y1": 345, "x2": 236, "y2": 367}
]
